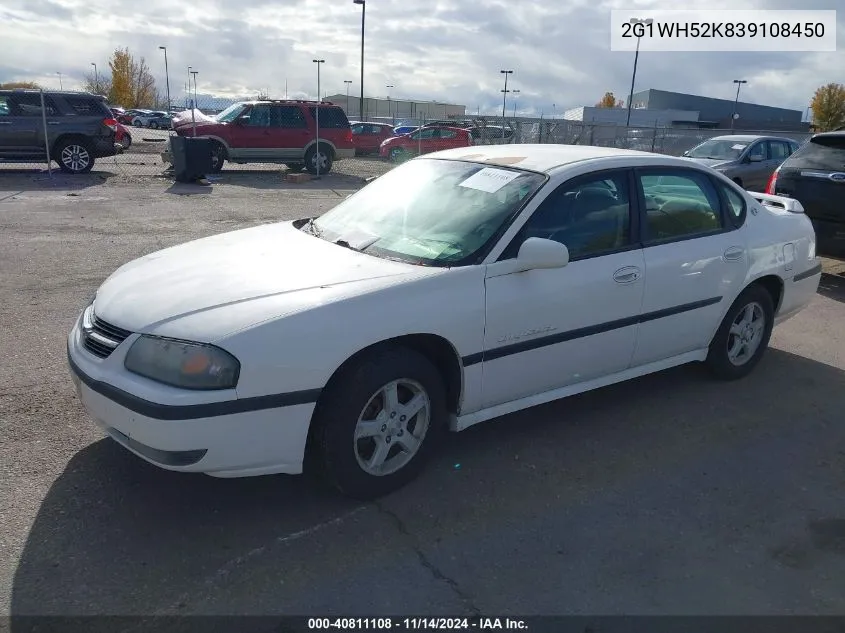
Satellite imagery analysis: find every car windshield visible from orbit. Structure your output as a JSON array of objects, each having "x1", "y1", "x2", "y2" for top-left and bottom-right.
[
  {"x1": 215, "y1": 103, "x2": 246, "y2": 123},
  {"x1": 686, "y1": 139, "x2": 749, "y2": 160},
  {"x1": 305, "y1": 158, "x2": 547, "y2": 266}
]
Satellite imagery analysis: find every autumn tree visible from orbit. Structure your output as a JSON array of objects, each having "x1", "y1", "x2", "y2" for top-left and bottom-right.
[
  {"x1": 596, "y1": 92, "x2": 624, "y2": 108},
  {"x1": 0, "y1": 81, "x2": 41, "y2": 89},
  {"x1": 107, "y1": 47, "x2": 157, "y2": 108},
  {"x1": 810, "y1": 83, "x2": 845, "y2": 132}
]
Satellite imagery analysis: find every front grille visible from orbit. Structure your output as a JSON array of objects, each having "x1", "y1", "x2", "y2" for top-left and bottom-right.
[{"x1": 82, "y1": 308, "x2": 133, "y2": 359}]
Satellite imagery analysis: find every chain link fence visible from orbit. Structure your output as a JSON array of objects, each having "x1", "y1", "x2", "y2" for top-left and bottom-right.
[{"x1": 0, "y1": 93, "x2": 813, "y2": 185}]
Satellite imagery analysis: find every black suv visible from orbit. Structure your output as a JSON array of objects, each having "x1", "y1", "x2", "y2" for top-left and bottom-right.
[
  {"x1": 0, "y1": 90, "x2": 119, "y2": 174},
  {"x1": 766, "y1": 131, "x2": 845, "y2": 254}
]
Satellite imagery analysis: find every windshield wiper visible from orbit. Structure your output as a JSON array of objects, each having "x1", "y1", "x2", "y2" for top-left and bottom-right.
[{"x1": 334, "y1": 239, "x2": 359, "y2": 251}]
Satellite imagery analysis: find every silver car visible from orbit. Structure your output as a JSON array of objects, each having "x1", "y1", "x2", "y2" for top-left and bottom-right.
[{"x1": 682, "y1": 135, "x2": 801, "y2": 191}]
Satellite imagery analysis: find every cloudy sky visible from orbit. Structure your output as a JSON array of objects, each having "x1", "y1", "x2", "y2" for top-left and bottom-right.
[{"x1": 1, "y1": 0, "x2": 842, "y2": 117}]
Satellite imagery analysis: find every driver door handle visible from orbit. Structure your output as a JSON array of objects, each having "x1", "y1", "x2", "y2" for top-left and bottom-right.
[
  {"x1": 613, "y1": 266, "x2": 641, "y2": 284},
  {"x1": 723, "y1": 246, "x2": 745, "y2": 261}
]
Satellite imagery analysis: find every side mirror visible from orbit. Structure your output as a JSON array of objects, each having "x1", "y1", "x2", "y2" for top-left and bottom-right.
[
  {"x1": 748, "y1": 154, "x2": 763, "y2": 162},
  {"x1": 234, "y1": 116, "x2": 249, "y2": 125},
  {"x1": 682, "y1": 150, "x2": 689, "y2": 156},
  {"x1": 513, "y1": 237, "x2": 570, "y2": 273}
]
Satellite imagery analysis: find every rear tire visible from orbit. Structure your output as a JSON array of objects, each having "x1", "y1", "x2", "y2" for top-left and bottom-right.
[
  {"x1": 309, "y1": 347, "x2": 447, "y2": 499},
  {"x1": 55, "y1": 138, "x2": 94, "y2": 174},
  {"x1": 705, "y1": 284, "x2": 774, "y2": 380}
]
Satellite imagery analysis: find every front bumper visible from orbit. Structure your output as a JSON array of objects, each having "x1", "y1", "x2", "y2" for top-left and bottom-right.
[{"x1": 66, "y1": 312, "x2": 315, "y2": 477}]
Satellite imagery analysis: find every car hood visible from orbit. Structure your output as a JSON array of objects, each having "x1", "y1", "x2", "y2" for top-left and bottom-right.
[
  {"x1": 684, "y1": 157, "x2": 734, "y2": 169},
  {"x1": 92, "y1": 221, "x2": 427, "y2": 335}
]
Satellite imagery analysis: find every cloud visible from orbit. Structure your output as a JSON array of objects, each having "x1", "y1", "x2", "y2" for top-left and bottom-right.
[{"x1": 0, "y1": 0, "x2": 842, "y2": 117}]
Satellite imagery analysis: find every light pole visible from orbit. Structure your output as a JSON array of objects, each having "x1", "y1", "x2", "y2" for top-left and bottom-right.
[
  {"x1": 344, "y1": 80, "x2": 353, "y2": 116},
  {"x1": 730, "y1": 79, "x2": 747, "y2": 133},
  {"x1": 90, "y1": 63, "x2": 98, "y2": 93},
  {"x1": 313, "y1": 59, "x2": 325, "y2": 178},
  {"x1": 353, "y1": 0, "x2": 366, "y2": 120},
  {"x1": 186, "y1": 66, "x2": 192, "y2": 108},
  {"x1": 512, "y1": 89, "x2": 520, "y2": 117},
  {"x1": 159, "y1": 46, "x2": 171, "y2": 112},
  {"x1": 625, "y1": 17, "x2": 653, "y2": 127},
  {"x1": 500, "y1": 69, "x2": 513, "y2": 141},
  {"x1": 57, "y1": 72, "x2": 63, "y2": 90},
  {"x1": 386, "y1": 84, "x2": 394, "y2": 122},
  {"x1": 190, "y1": 71, "x2": 198, "y2": 107}
]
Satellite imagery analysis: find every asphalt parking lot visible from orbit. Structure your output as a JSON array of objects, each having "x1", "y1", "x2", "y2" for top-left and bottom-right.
[{"x1": 2, "y1": 172, "x2": 845, "y2": 623}]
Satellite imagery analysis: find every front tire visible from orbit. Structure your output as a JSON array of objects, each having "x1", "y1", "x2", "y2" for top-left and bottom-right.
[
  {"x1": 55, "y1": 139, "x2": 94, "y2": 174},
  {"x1": 209, "y1": 142, "x2": 226, "y2": 173},
  {"x1": 310, "y1": 347, "x2": 447, "y2": 499},
  {"x1": 705, "y1": 284, "x2": 774, "y2": 380}
]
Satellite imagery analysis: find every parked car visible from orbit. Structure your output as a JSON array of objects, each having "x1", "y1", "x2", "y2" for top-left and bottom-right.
[
  {"x1": 110, "y1": 106, "x2": 126, "y2": 119},
  {"x1": 0, "y1": 89, "x2": 119, "y2": 173},
  {"x1": 131, "y1": 111, "x2": 166, "y2": 127},
  {"x1": 163, "y1": 100, "x2": 355, "y2": 174},
  {"x1": 682, "y1": 135, "x2": 800, "y2": 191},
  {"x1": 380, "y1": 125, "x2": 472, "y2": 161},
  {"x1": 146, "y1": 113, "x2": 173, "y2": 129},
  {"x1": 393, "y1": 125, "x2": 418, "y2": 135},
  {"x1": 115, "y1": 122, "x2": 132, "y2": 150},
  {"x1": 766, "y1": 130, "x2": 845, "y2": 255},
  {"x1": 66, "y1": 144, "x2": 821, "y2": 498},
  {"x1": 351, "y1": 121, "x2": 395, "y2": 155},
  {"x1": 116, "y1": 109, "x2": 145, "y2": 125}
]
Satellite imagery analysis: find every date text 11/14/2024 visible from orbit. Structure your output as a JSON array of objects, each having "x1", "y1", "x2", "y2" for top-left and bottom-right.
[{"x1": 307, "y1": 618, "x2": 529, "y2": 630}]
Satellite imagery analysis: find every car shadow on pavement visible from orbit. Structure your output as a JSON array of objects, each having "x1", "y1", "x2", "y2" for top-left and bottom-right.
[
  {"x1": 818, "y1": 273, "x2": 845, "y2": 304},
  {"x1": 10, "y1": 349, "x2": 845, "y2": 619},
  {"x1": 0, "y1": 170, "x2": 117, "y2": 193}
]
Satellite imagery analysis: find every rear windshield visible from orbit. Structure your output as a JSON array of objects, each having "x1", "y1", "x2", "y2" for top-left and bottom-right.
[
  {"x1": 786, "y1": 136, "x2": 845, "y2": 170},
  {"x1": 308, "y1": 106, "x2": 350, "y2": 128}
]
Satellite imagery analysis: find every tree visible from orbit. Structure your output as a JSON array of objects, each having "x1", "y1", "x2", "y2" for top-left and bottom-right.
[
  {"x1": 0, "y1": 81, "x2": 41, "y2": 89},
  {"x1": 82, "y1": 72, "x2": 112, "y2": 98},
  {"x1": 596, "y1": 92, "x2": 624, "y2": 108},
  {"x1": 107, "y1": 47, "x2": 157, "y2": 108},
  {"x1": 810, "y1": 83, "x2": 845, "y2": 132}
]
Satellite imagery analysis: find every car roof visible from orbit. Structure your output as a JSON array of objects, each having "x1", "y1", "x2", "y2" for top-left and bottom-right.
[
  {"x1": 812, "y1": 130, "x2": 845, "y2": 139},
  {"x1": 706, "y1": 134, "x2": 794, "y2": 142},
  {"x1": 426, "y1": 143, "x2": 674, "y2": 173}
]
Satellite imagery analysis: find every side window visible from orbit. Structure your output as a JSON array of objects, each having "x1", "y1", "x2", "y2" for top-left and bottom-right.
[
  {"x1": 768, "y1": 141, "x2": 790, "y2": 161},
  {"x1": 718, "y1": 182, "x2": 746, "y2": 226},
  {"x1": 439, "y1": 129, "x2": 457, "y2": 139},
  {"x1": 639, "y1": 170, "x2": 723, "y2": 242},
  {"x1": 411, "y1": 129, "x2": 436, "y2": 140},
  {"x1": 747, "y1": 142, "x2": 767, "y2": 161},
  {"x1": 504, "y1": 172, "x2": 632, "y2": 260},
  {"x1": 246, "y1": 104, "x2": 271, "y2": 127},
  {"x1": 271, "y1": 106, "x2": 306, "y2": 128},
  {"x1": 6, "y1": 94, "x2": 59, "y2": 117},
  {"x1": 0, "y1": 96, "x2": 9, "y2": 116},
  {"x1": 351, "y1": 124, "x2": 364, "y2": 133}
]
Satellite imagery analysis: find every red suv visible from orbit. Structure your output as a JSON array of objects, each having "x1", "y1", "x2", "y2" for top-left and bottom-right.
[
  {"x1": 351, "y1": 121, "x2": 395, "y2": 155},
  {"x1": 167, "y1": 100, "x2": 355, "y2": 174},
  {"x1": 379, "y1": 126, "x2": 472, "y2": 162}
]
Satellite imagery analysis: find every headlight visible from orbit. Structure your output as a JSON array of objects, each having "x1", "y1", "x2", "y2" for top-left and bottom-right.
[{"x1": 124, "y1": 335, "x2": 240, "y2": 390}]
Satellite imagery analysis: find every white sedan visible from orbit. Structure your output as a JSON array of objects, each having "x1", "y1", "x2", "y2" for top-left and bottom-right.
[{"x1": 67, "y1": 144, "x2": 822, "y2": 499}]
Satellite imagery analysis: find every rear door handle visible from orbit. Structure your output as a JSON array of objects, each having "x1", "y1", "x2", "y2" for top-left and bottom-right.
[
  {"x1": 47, "y1": 121, "x2": 62, "y2": 125},
  {"x1": 613, "y1": 266, "x2": 641, "y2": 284},
  {"x1": 723, "y1": 246, "x2": 745, "y2": 261},
  {"x1": 0, "y1": 121, "x2": 11, "y2": 125}
]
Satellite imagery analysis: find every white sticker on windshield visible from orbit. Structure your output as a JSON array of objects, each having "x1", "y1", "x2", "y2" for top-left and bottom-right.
[
  {"x1": 458, "y1": 168, "x2": 520, "y2": 193},
  {"x1": 732, "y1": 144, "x2": 748, "y2": 150}
]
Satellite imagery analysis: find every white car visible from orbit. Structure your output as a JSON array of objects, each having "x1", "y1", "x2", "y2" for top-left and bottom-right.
[
  {"x1": 67, "y1": 144, "x2": 822, "y2": 499},
  {"x1": 131, "y1": 111, "x2": 164, "y2": 127}
]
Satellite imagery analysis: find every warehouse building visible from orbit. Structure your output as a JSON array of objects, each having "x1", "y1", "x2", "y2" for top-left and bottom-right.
[
  {"x1": 628, "y1": 89, "x2": 806, "y2": 131},
  {"x1": 323, "y1": 94, "x2": 466, "y2": 122}
]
